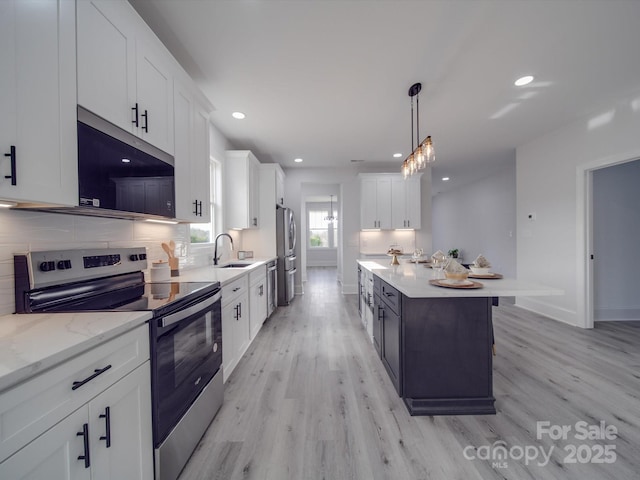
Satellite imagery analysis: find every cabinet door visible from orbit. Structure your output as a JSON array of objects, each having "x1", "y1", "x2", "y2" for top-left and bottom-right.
[
  {"x1": 404, "y1": 176, "x2": 421, "y2": 229},
  {"x1": 221, "y1": 301, "x2": 238, "y2": 382},
  {"x1": 382, "y1": 306, "x2": 402, "y2": 395},
  {"x1": 77, "y1": 0, "x2": 137, "y2": 135},
  {"x1": 225, "y1": 151, "x2": 260, "y2": 229},
  {"x1": 0, "y1": 407, "x2": 91, "y2": 480},
  {"x1": 391, "y1": 177, "x2": 407, "y2": 229},
  {"x1": 248, "y1": 159, "x2": 260, "y2": 227},
  {"x1": 0, "y1": 0, "x2": 77, "y2": 205},
  {"x1": 360, "y1": 177, "x2": 378, "y2": 228},
  {"x1": 376, "y1": 178, "x2": 392, "y2": 229},
  {"x1": 391, "y1": 176, "x2": 421, "y2": 229},
  {"x1": 249, "y1": 278, "x2": 267, "y2": 340},
  {"x1": 90, "y1": 363, "x2": 153, "y2": 480},
  {"x1": 235, "y1": 295, "x2": 251, "y2": 361},
  {"x1": 136, "y1": 39, "x2": 174, "y2": 155},
  {"x1": 173, "y1": 81, "x2": 194, "y2": 220},
  {"x1": 191, "y1": 101, "x2": 211, "y2": 221},
  {"x1": 275, "y1": 168, "x2": 285, "y2": 206}
]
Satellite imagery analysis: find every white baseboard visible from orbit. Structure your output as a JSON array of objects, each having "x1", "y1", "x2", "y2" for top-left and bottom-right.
[
  {"x1": 515, "y1": 297, "x2": 579, "y2": 328},
  {"x1": 595, "y1": 308, "x2": 640, "y2": 321}
]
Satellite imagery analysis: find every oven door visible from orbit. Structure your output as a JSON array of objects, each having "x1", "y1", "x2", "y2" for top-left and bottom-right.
[{"x1": 151, "y1": 289, "x2": 222, "y2": 445}]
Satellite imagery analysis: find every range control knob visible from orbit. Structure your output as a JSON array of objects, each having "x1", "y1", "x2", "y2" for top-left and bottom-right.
[
  {"x1": 129, "y1": 254, "x2": 139, "y2": 261},
  {"x1": 139, "y1": 253, "x2": 147, "y2": 260},
  {"x1": 39, "y1": 261, "x2": 56, "y2": 272},
  {"x1": 57, "y1": 260, "x2": 72, "y2": 270}
]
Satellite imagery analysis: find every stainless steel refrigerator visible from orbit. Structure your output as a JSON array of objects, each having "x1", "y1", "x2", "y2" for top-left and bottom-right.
[{"x1": 276, "y1": 205, "x2": 297, "y2": 305}]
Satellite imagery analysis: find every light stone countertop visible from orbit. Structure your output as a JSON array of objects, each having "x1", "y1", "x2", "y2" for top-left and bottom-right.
[
  {"x1": 0, "y1": 310, "x2": 151, "y2": 393},
  {"x1": 173, "y1": 257, "x2": 276, "y2": 285},
  {"x1": 0, "y1": 257, "x2": 277, "y2": 393},
  {"x1": 358, "y1": 259, "x2": 564, "y2": 299}
]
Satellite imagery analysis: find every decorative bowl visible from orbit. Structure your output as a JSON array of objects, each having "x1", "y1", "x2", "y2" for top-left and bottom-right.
[
  {"x1": 469, "y1": 266, "x2": 491, "y2": 275},
  {"x1": 444, "y1": 271, "x2": 469, "y2": 283}
]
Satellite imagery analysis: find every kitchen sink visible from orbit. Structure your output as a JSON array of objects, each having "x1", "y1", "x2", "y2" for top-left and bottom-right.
[{"x1": 217, "y1": 262, "x2": 255, "y2": 268}]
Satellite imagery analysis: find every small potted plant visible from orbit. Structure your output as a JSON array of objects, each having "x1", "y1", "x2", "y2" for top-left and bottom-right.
[{"x1": 447, "y1": 248, "x2": 459, "y2": 259}]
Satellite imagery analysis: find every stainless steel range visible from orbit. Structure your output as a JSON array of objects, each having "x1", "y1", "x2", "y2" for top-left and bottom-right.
[{"x1": 14, "y1": 247, "x2": 223, "y2": 480}]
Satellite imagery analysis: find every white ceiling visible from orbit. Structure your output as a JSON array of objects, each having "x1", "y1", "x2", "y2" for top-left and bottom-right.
[{"x1": 129, "y1": 0, "x2": 640, "y2": 192}]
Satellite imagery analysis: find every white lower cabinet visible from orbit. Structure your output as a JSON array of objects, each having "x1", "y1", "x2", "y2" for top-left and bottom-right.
[
  {"x1": 0, "y1": 325, "x2": 153, "y2": 480},
  {"x1": 222, "y1": 276, "x2": 250, "y2": 382},
  {"x1": 249, "y1": 266, "x2": 268, "y2": 340}
]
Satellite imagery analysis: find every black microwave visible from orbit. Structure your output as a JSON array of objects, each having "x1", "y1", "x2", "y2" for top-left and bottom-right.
[{"x1": 77, "y1": 107, "x2": 175, "y2": 219}]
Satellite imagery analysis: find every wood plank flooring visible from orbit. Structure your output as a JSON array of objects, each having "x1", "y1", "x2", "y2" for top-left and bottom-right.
[{"x1": 178, "y1": 267, "x2": 640, "y2": 480}]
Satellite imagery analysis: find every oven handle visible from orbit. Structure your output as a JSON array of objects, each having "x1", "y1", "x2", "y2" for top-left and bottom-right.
[{"x1": 160, "y1": 290, "x2": 221, "y2": 328}]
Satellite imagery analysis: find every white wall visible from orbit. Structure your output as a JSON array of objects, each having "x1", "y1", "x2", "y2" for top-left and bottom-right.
[
  {"x1": 516, "y1": 89, "x2": 640, "y2": 327},
  {"x1": 432, "y1": 159, "x2": 516, "y2": 277},
  {"x1": 592, "y1": 159, "x2": 640, "y2": 321}
]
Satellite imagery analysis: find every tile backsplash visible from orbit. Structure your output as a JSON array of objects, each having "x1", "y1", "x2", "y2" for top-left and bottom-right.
[
  {"x1": 0, "y1": 209, "x2": 218, "y2": 316},
  {"x1": 359, "y1": 230, "x2": 417, "y2": 255}
]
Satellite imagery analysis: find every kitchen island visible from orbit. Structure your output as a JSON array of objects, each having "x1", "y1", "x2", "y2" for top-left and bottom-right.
[{"x1": 357, "y1": 259, "x2": 562, "y2": 416}]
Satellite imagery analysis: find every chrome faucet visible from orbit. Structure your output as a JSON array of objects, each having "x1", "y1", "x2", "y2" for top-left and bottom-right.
[{"x1": 213, "y1": 233, "x2": 234, "y2": 265}]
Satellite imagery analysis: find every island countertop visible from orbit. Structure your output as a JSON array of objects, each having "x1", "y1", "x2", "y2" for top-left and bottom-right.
[{"x1": 357, "y1": 259, "x2": 563, "y2": 299}]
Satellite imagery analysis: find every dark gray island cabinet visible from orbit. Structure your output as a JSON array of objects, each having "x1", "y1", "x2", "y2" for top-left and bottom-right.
[{"x1": 373, "y1": 275, "x2": 495, "y2": 416}]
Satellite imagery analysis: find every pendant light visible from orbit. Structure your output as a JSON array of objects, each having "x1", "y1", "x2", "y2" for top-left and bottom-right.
[
  {"x1": 402, "y1": 82, "x2": 435, "y2": 178},
  {"x1": 324, "y1": 195, "x2": 337, "y2": 222}
]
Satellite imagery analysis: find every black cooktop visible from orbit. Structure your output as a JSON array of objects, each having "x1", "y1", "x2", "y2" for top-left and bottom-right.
[{"x1": 23, "y1": 276, "x2": 219, "y2": 315}]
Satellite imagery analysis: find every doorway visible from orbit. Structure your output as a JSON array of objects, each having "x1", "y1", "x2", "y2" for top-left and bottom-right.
[
  {"x1": 299, "y1": 183, "x2": 340, "y2": 285},
  {"x1": 591, "y1": 159, "x2": 640, "y2": 322},
  {"x1": 580, "y1": 155, "x2": 640, "y2": 328}
]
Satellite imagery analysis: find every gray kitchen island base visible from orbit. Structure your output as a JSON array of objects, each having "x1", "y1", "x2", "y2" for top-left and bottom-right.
[
  {"x1": 362, "y1": 259, "x2": 562, "y2": 417},
  {"x1": 402, "y1": 296, "x2": 496, "y2": 416}
]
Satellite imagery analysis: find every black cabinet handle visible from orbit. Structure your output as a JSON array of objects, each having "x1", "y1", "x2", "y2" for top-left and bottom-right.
[
  {"x1": 72, "y1": 365, "x2": 112, "y2": 391},
  {"x1": 141, "y1": 109, "x2": 148, "y2": 132},
  {"x1": 77, "y1": 423, "x2": 91, "y2": 468},
  {"x1": 4, "y1": 145, "x2": 16, "y2": 185},
  {"x1": 197, "y1": 200, "x2": 202, "y2": 216},
  {"x1": 99, "y1": 406, "x2": 111, "y2": 448},
  {"x1": 238, "y1": 302, "x2": 242, "y2": 318},
  {"x1": 193, "y1": 200, "x2": 199, "y2": 216},
  {"x1": 132, "y1": 103, "x2": 139, "y2": 127},
  {"x1": 384, "y1": 291, "x2": 394, "y2": 297},
  {"x1": 234, "y1": 304, "x2": 239, "y2": 320}
]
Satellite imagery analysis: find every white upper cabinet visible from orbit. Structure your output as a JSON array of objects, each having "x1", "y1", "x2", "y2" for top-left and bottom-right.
[
  {"x1": 275, "y1": 167, "x2": 285, "y2": 207},
  {"x1": 360, "y1": 174, "x2": 422, "y2": 230},
  {"x1": 77, "y1": 0, "x2": 174, "y2": 155},
  {"x1": 224, "y1": 150, "x2": 261, "y2": 230},
  {"x1": 0, "y1": 0, "x2": 77, "y2": 205},
  {"x1": 360, "y1": 175, "x2": 392, "y2": 229},
  {"x1": 391, "y1": 174, "x2": 422, "y2": 229},
  {"x1": 173, "y1": 80, "x2": 211, "y2": 222}
]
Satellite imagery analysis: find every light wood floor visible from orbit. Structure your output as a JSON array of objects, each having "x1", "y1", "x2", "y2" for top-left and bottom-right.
[{"x1": 178, "y1": 267, "x2": 640, "y2": 480}]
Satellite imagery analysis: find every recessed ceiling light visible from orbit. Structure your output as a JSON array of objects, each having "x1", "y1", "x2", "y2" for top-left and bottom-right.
[
  {"x1": 294, "y1": 158, "x2": 303, "y2": 163},
  {"x1": 232, "y1": 112, "x2": 246, "y2": 119},
  {"x1": 121, "y1": 158, "x2": 131, "y2": 163},
  {"x1": 442, "y1": 177, "x2": 450, "y2": 181},
  {"x1": 514, "y1": 75, "x2": 534, "y2": 86},
  {"x1": 393, "y1": 153, "x2": 402, "y2": 158}
]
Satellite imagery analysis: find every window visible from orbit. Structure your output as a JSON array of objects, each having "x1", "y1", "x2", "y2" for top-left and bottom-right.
[
  {"x1": 190, "y1": 157, "x2": 222, "y2": 243},
  {"x1": 308, "y1": 203, "x2": 338, "y2": 248}
]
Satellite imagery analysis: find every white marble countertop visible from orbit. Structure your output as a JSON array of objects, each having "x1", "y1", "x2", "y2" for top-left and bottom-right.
[
  {"x1": 174, "y1": 257, "x2": 276, "y2": 285},
  {"x1": 358, "y1": 259, "x2": 564, "y2": 299},
  {"x1": 0, "y1": 310, "x2": 151, "y2": 393}
]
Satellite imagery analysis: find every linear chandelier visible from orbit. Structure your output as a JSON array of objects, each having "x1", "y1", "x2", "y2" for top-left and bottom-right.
[
  {"x1": 401, "y1": 82, "x2": 435, "y2": 178},
  {"x1": 324, "y1": 195, "x2": 337, "y2": 222}
]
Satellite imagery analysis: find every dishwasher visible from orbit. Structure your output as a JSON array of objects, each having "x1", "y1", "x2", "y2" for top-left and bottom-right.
[{"x1": 266, "y1": 259, "x2": 278, "y2": 317}]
